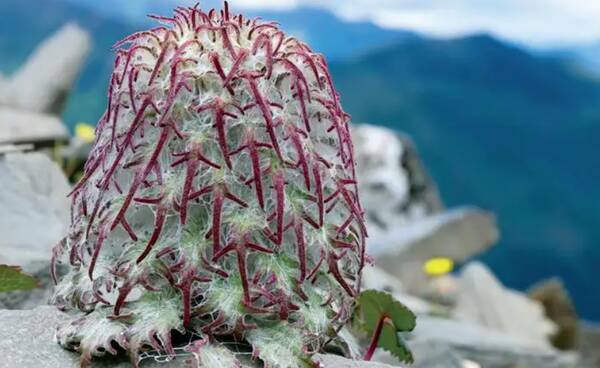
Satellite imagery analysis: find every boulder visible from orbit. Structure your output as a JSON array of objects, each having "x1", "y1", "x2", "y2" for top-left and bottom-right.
[
  {"x1": 0, "y1": 107, "x2": 69, "y2": 146},
  {"x1": 0, "y1": 152, "x2": 70, "y2": 265},
  {"x1": 315, "y1": 355, "x2": 402, "y2": 368},
  {"x1": 372, "y1": 343, "x2": 470, "y2": 368},
  {"x1": 361, "y1": 266, "x2": 442, "y2": 316},
  {"x1": 6, "y1": 23, "x2": 91, "y2": 115},
  {"x1": 352, "y1": 124, "x2": 443, "y2": 241},
  {"x1": 528, "y1": 278, "x2": 579, "y2": 350},
  {"x1": 0, "y1": 261, "x2": 56, "y2": 310},
  {"x1": 0, "y1": 143, "x2": 34, "y2": 154},
  {"x1": 408, "y1": 316, "x2": 577, "y2": 368},
  {"x1": 454, "y1": 262, "x2": 557, "y2": 349},
  {"x1": 420, "y1": 274, "x2": 460, "y2": 306},
  {"x1": 0, "y1": 152, "x2": 70, "y2": 310},
  {"x1": 0, "y1": 307, "x2": 403, "y2": 368},
  {"x1": 370, "y1": 207, "x2": 498, "y2": 293},
  {"x1": 61, "y1": 136, "x2": 92, "y2": 162},
  {"x1": 361, "y1": 266, "x2": 406, "y2": 294}
]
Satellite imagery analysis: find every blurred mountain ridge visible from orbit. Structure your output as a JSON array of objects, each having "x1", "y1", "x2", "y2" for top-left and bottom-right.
[
  {"x1": 541, "y1": 43, "x2": 600, "y2": 77},
  {"x1": 1, "y1": 0, "x2": 599, "y2": 320}
]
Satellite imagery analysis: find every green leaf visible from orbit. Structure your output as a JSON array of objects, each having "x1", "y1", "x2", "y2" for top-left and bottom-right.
[
  {"x1": 0, "y1": 265, "x2": 39, "y2": 293},
  {"x1": 355, "y1": 290, "x2": 416, "y2": 363}
]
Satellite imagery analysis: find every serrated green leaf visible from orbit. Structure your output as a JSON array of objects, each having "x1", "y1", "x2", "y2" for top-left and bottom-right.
[
  {"x1": 0, "y1": 265, "x2": 39, "y2": 293},
  {"x1": 355, "y1": 290, "x2": 416, "y2": 363}
]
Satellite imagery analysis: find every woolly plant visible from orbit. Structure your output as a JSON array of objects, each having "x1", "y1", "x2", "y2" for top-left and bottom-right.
[{"x1": 51, "y1": 3, "x2": 366, "y2": 367}]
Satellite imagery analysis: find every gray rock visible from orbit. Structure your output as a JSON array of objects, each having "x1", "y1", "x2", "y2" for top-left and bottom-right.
[
  {"x1": 0, "y1": 152, "x2": 70, "y2": 309},
  {"x1": 361, "y1": 266, "x2": 406, "y2": 294},
  {"x1": 371, "y1": 346, "x2": 466, "y2": 368},
  {"x1": 0, "y1": 108, "x2": 69, "y2": 146},
  {"x1": 0, "y1": 307, "x2": 402, "y2": 368},
  {"x1": 454, "y1": 262, "x2": 557, "y2": 349},
  {"x1": 61, "y1": 136, "x2": 93, "y2": 162},
  {"x1": 0, "y1": 143, "x2": 34, "y2": 154},
  {"x1": 5, "y1": 23, "x2": 91, "y2": 115},
  {"x1": 418, "y1": 274, "x2": 461, "y2": 306},
  {"x1": 370, "y1": 207, "x2": 499, "y2": 294},
  {"x1": 352, "y1": 124, "x2": 443, "y2": 240},
  {"x1": 0, "y1": 152, "x2": 71, "y2": 265},
  {"x1": 0, "y1": 261, "x2": 55, "y2": 310},
  {"x1": 370, "y1": 207, "x2": 498, "y2": 263},
  {"x1": 397, "y1": 345, "x2": 465, "y2": 368},
  {"x1": 0, "y1": 306, "x2": 78, "y2": 368},
  {"x1": 361, "y1": 266, "x2": 442, "y2": 316},
  {"x1": 409, "y1": 316, "x2": 578, "y2": 368},
  {"x1": 315, "y1": 354, "x2": 401, "y2": 368}
]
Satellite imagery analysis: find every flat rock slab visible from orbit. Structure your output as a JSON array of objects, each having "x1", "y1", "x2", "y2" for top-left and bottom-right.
[
  {"x1": 0, "y1": 152, "x2": 70, "y2": 265},
  {"x1": 0, "y1": 108, "x2": 68, "y2": 145},
  {"x1": 0, "y1": 306, "x2": 80, "y2": 368},
  {"x1": 370, "y1": 207, "x2": 498, "y2": 262},
  {"x1": 371, "y1": 207, "x2": 499, "y2": 292},
  {"x1": 0, "y1": 143, "x2": 34, "y2": 154},
  {"x1": 454, "y1": 262, "x2": 556, "y2": 348},
  {"x1": 409, "y1": 316, "x2": 577, "y2": 368},
  {"x1": 0, "y1": 151, "x2": 70, "y2": 311},
  {"x1": 0, "y1": 307, "x2": 401, "y2": 368}
]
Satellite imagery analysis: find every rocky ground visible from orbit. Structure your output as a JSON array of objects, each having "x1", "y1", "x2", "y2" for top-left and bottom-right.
[
  {"x1": 0, "y1": 26, "x2": 594, "y2": 368},
  {"x1": 0, "y1": 306, "x2": 399, "y2": 368}
]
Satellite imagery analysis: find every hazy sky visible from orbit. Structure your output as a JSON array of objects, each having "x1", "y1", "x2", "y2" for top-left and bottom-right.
[{"x1": 221, "y1": 0, "x2": 600, "y2": 47}]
